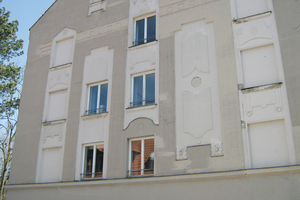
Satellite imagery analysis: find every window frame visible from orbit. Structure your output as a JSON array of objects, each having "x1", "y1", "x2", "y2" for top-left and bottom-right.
[
  {"x1": 133, "y1": 14, "x2": 156, "y2": 46},
  {"x1": 130, "y1": 71, "x2": 155, "y2": 108},
  {"x1": 81, "y1": 143, "x2": 104, "y2": 179},
  {"x1": 85, "y1": 81, "x2": 108, "y2": 115},
  {"x1": 128, "y1": 136, "x2": 154, "y2": 177}
]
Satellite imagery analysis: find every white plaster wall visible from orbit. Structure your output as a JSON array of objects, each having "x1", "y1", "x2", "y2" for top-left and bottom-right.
[
  {"x1": 36, "y1": 28, "x2": 76, "y2": 183},
  {"x1": 230, "y1": 0, "x2": 296, "y2": 168},
  {"x1": 124, "y1": 0, "x2": 159, "y2": 129},
  {"x1": 248, "y1": 120, "x2": 290, "y2": 168},
  {"x1": 46, "y1": 89, "x2": 68, "y2": 121},
  {"x1": 241, "y1": 44, "x2": 279, "y2": 88},
  {"x1": 88, "y1": 0, "x2": 107, "y2": 15},
  {"x1": 38, "y1": 147, "x2": 63, "y2": 183},
  {"x1": 53, "y1": 38, "x2": 73, "y2": 66},
  {"x1": 50, "y1": 28, "x2": 76, "y2": 67},
  {"x1": 75, "y1": 46, "x2": 114, "y2": 180},
  {"x1": 234, "y1": 0, "x2": 269, "y2": 18},
  {"x1": 83, "y1": 46, "x2": 111, "y2": 84},
  {"x1": 175, "y1": 20, "x2": 222, "y2": 159}
]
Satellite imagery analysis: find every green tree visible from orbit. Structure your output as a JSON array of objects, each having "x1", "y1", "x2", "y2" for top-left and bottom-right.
[{"x1": 0, "y1": 0, "x2": 23, "y2": 199}]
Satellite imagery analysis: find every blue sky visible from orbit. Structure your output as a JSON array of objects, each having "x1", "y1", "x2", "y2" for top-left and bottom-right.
[{"x1": 1, "y1": 0, "x2": 55, "y2": 67}]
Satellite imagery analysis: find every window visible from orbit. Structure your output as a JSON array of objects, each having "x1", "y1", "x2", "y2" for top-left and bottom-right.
[
  {"x1": 134, "y1": 15, "x2": 156, "y2": 46},
  {"x1": 131, "y1": 73, "x2": 155, "y2": 107},
  {"x1": 86, "y1": 83, "x2": 108, "y2": 115},
  {"x1": 128, "y1": 137, "x2": 154, "y2": 176},
  {"x1": 82, "y1": 144, "x2": 104, "y2": 179}
]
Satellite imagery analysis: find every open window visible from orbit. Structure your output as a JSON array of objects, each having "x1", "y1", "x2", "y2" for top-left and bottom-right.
[
  {"x1": 133, "y1": 15, "x2": 156, "y2": 46},
  {"x1": 128, "y1": 137, "x2": 154, "y2": 176},
  {"x1": 86, "y1": 82, "x2": 108, "y2": 115},
  {"x1": 82, "y1": 143, "x2": 104, "y2": 179},
  {"x1": 130, "y1": 72, "x2": 155, "y2": 108}
]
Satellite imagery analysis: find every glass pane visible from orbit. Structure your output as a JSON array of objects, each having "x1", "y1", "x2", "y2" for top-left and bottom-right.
[
  {"x1": 99, "y1": 83, "x2": 108, "y2": 113},
  {"x1": 147, "y1": 16, "x2": 156, "y2": 43},
  {"x1": 95, "y1": 144, "x2": 104, "y2": 178},
  {"x1": 144, "y1": 139, "x2": 154, "y2": 175},
  {"x1": 135, "y1": 19, "x2": 145, "y2": 45},
  {"x1": 131, "y1": 140, "x2": 141, "y2": 175},
  {"x1": 145, "y1": 73, "x2": 155, "y2": 105},
  {"x1": 88, "y1": 85, "x2": 98, "y2": 114},
  {"x1": 133, "y1": 76, "x2": 143, "y2": 107},
  {"x1": 84, "y1": 146, "x2": 94, "y2": 178}
]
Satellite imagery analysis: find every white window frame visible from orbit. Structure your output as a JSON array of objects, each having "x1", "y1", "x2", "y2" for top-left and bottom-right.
[
  {"x1": 81, "y1": 143, "x2": 104, "y2": 179},
  {"x1": 133, "y1": 14, "x2": 156, "y2": 46},
  {"x1": 130, "y1": 71, "x2": 155, "y2": 108},
  {"x1": 86, "y1": 81, "x2": 108, "y2": 115},
  {"x1": 128, "y1": 136, "x2": 154, "y2": 176}
]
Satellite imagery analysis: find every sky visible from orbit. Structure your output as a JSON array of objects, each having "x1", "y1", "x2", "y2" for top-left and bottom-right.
[{"x1": 1, "y1": 0, "x2": 56, "y2": 67}]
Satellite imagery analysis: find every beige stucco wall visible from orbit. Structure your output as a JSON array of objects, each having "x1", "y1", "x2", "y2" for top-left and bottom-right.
[
  {"x1": 10, "y1": 0, "x2": 130, "y2": 184},
  {"x1": 273, "y1": 0, "x2": 300, "y2": 163},
  {"x1": 11, "y1": 0, "x2": 244, "y2": 184},
  {"x1": 158, "y1": 0, "x2": 243, "y2": 174},
  {"x1": 8, "y1": 1, "x2": 300, "y2": 199},
  {"x1": 6, "y1": 167, "x2": 300, "y2": 200}
]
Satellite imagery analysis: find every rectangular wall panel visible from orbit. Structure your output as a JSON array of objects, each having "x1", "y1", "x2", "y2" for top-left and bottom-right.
[
  {"x1": 53, "y1": 38, "x2": 73, "y2": 66},
  {"x1": 47, "y1": 89, "x2": 68, "y2": 121},
  {"x1": 235, "y1": 0, "x2": 268, "y2": 18},
  {"x1": 241, "y1": 44, "x2": 279, "y2": 88},
  {"x1": 39, "y1": 147, "x2": 62, "y2": 182},
  {"x1": 248, "y1": 120, "x2": 290, "y2": 168}
]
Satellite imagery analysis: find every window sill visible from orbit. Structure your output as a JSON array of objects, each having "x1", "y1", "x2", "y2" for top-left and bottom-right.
[
  {"x1": 128, "y1": 40, "x2": 158, "y2": 51},
  {"x1": 90, "y1": 0, "x2": 104, "y2": 6},
  {"x1": 126, "y1": 104, "x2": 157, "y2": 112},
  {"x1": 42, "y1": 119, "x2": 66, "y2": 126},
  {"x1": 49, "y1": 62, "x2": 72, "y2": 70},
  {"x1": 241, "y1": 82, "x2": 282, "y2": 94},
  {"x1": 81, "y1": 177, "x2": 103, "y2": 181},
  {"x1": 81, "y1": 112, "x2": 108, "y2": 120},
  {"x1": 233, "y1": 11, "x2": 272, "y2": 24}
]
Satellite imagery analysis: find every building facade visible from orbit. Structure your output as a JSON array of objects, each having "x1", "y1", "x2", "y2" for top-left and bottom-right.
[{"x1": 6, "y1": 0, "x2": 300, "y2": 199}]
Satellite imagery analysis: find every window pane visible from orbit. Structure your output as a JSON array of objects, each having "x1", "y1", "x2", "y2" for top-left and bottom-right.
[
  {"x1": 95, "y1": 144, "x2": 104, "y2": 178},
  {"x1": 147, "y1": 16, "x2": 156, "y2": 43},
  {"x1": 88, "y1": 85, "x2": 98, "y2": 114},
  {"x1": 84, "y1": 146, "x2": 94, "y2": 178},
  {"x1": 135, "y1": 19, "x2": 145, "y2": 45},
  {"x1": 145, "y1": 73, "x2": 155, "y2": 105},
  {"x1": 131, "y1": 140, "x2": 141, "y2": 175},
  {"x1": 133, "y1": 76, "x2": 143, "y2": 107},
  {"x1": 99, "y1": 83, "x2": 108, "y2": 113},
  {"x1": 144, "y1": 139, "x2": 154, "y2": 175}
]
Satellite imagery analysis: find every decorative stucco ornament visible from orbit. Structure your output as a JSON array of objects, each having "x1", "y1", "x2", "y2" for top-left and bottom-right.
[
  {"x1": 176, "y1": 147, "x2": 188, "y2": 160},
  {"x1": 191, "y1": 76, "x2": 202, "y2": 87}
]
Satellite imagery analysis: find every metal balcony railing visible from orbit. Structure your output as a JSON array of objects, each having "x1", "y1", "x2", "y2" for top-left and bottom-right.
[
  {"x1": 128, "y1": 168, "x2": 154, "y2": 176},
  {"x1": 130, "y1": 99, "x2": 155, "y2": 108},
  {"x1": 133, "y1": 36, "x2": 156, "y2": 46},
  {"x1": 85, "y1": 106, "x2": 107, "y2": 115},
  {"x1": 81, "y1": 172, "x2": 103, "y2": 179}
]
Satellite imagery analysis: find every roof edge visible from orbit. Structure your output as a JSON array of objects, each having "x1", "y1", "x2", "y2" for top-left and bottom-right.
[{"x1": 29, "y1": 0, "x2": 57, "y2": 31}]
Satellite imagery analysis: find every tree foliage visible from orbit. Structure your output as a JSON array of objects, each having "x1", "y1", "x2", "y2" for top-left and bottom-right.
[{"x1": 0, "y1": 0, "x2": 23, "y2": 199}]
